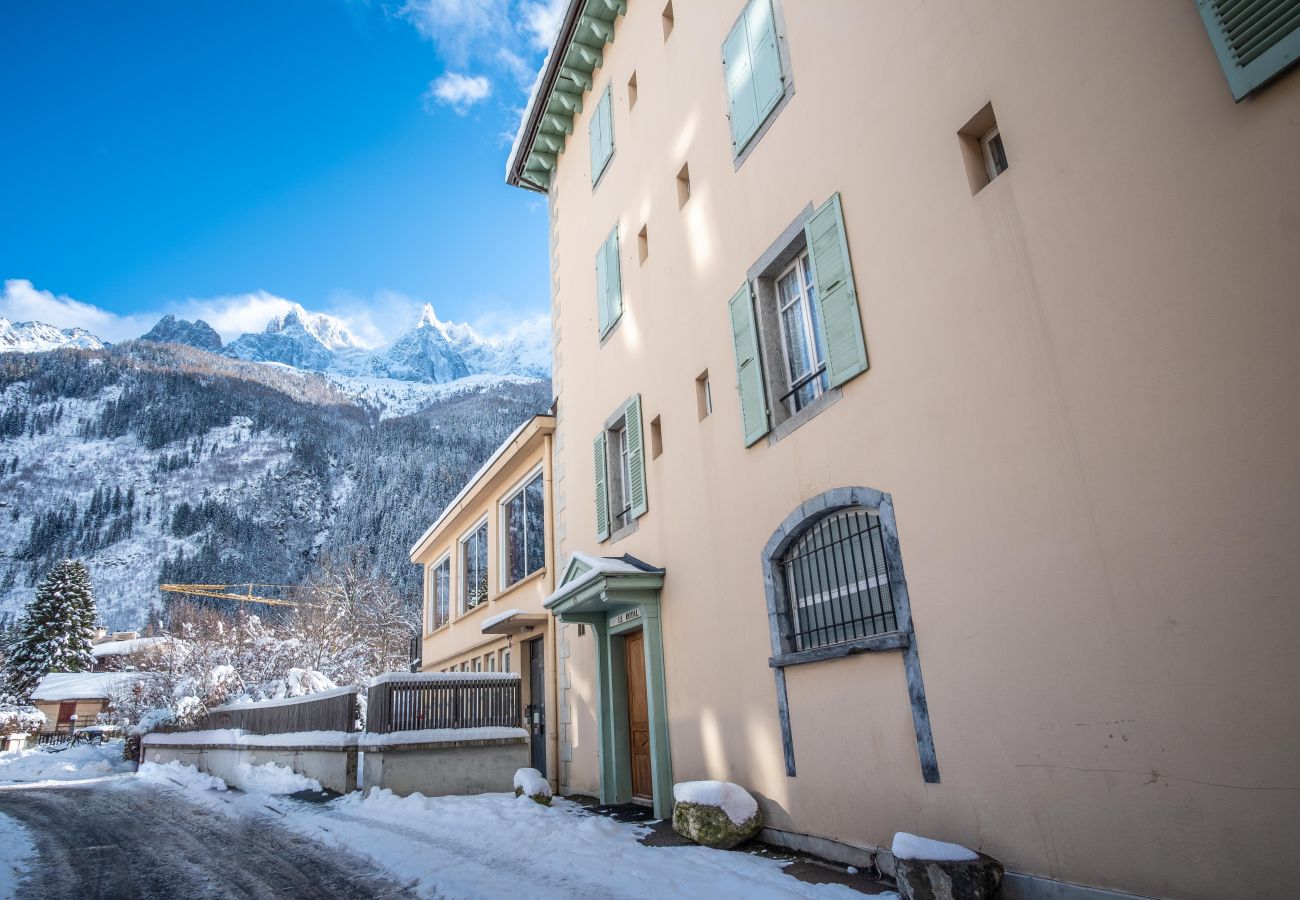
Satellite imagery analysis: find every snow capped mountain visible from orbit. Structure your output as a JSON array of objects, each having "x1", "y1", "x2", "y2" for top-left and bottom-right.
[
  {"x1": 224, "y1": 304, "x2": 363, "y2": 371},
  {"x1": 225, "y1": 302, "x2": 550, "y2": 384},
  {"x1": 0, "y1": 318, "x2": 107, "y2": 353},
  {"x1": 139, "y1": 315, "x2": 223, "y2": 352}
]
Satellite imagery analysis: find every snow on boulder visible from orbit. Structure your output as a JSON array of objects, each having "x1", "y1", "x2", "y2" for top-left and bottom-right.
[
  {"x1": 890, "y1": 832, "x2": 1003, "y2": 900},
  {"x1": 891, "y1": 833, "x2": 978, "y2": 862},
  {"x1": 671, "y1": 781, "x2": 763, "y2": 850},
  {"x1": 513, "y1": 767, "x2": 552, "y2": 805}
]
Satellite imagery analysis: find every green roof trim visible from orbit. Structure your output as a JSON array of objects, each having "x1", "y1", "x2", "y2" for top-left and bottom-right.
[{"x1": 507, "y1": 0, "x2": 627, "y2": 192}]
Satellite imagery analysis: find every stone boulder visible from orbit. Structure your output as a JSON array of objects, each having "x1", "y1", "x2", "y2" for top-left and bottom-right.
[
  {"x1": 891, "y1": 832, "x2": 1003, "y2": 900},
  {"x1": 671, "y1": 781, "x2": 763, "y2": 850}
]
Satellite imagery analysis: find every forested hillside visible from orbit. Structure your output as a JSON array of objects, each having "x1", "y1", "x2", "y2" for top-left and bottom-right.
[{"x1": 0, "y1": 343, "x2": 550, "y2": 629}]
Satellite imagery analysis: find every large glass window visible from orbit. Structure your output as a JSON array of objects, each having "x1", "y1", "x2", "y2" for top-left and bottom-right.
[
  {"x1": 776, "y1": 252, "x2": 828, "y2": 415},
  {"x1": 461, "y1": 520, "x2": 489, "y2": 612},
  {"x1": 781, "y1": 508, "x2": 897, "y2": 652},
  {"x1": 429, "y1": 555, "x2": 451, "y2": 631},
  {"x1": 503, "y1": 471, "x2": 546, "y2": 587}
]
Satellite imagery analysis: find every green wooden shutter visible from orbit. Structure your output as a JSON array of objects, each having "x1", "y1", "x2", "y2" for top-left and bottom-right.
[
  {"x1": 1196, "y1": 0, "x2": 1300, "y2": 101},
  {"x1": 745, "y1": 0, "x2": 784, "y2": 118},
  {"x1": 595, "y1": 234, "x2": 610, "y2": 335},
  {"x1": 805, "y1": 193, "x2": 868, "y2": 388},
  {"x1": 590, "y1": 85, "x2": 614, "y2": 183},
  {"x1": 624, "y1": 394, "x2": 647, "y2": 520},
  {"x1": 723, "y1": 17, "x2": 759, "y2": 150},
  {"x1": 728, "y1": 282, "x2": 770, "y2": 446},
  {"x1": 723, "y1": 0, "x2": 784, "y2": 152},
  {"x1": 593, "y1": 432, "x2": 610, "y2": 541},
  {"x1": 602, "y1": 227, "x2": 623, "y2": 335}
]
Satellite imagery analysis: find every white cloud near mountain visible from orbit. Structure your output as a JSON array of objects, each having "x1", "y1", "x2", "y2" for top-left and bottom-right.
[
  {"x1": 1, "y1": 280, "x2": 154, "y2": 343},
  {"x1": 425, "y1": 72, "x2": 492, "y2": 113}
]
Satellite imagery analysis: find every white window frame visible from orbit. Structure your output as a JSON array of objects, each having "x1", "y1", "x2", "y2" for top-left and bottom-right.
[
  {"x1": 774, "y1": 251, "x2": 828, "y2": 415},
  {"x1": 499, "y1": 464, "x2": 546, "y2": 589},
  {"x1": 501, "y1": 647, "x2": 512, "y2": 674},
  {"x1": 612, "y1": 422, "x2": 632, "y2": 530},
  {"x1": 980, "y1": 125, "x2": 1007, "y2": 182},
  {"x1": 459, "y1": 516, "x2": 490, "y2": 614},
  {"x1": 427, "y1": 552, "x2": 451, "y2": 633}
]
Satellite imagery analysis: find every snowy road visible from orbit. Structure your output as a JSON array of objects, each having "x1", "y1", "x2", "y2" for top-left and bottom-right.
[{"x1": 0, "y1": 779, "x2": 414, "y2": 899}]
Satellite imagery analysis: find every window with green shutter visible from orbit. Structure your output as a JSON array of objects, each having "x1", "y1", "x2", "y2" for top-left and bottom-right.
[
  {"x1": 722, "y1": 0, "x2": 787, "y2": 155},
  {"x1": 594, "y1": 395, "x2": 649, "y2": 542},
  {"x1": 729, "y1": 192, "x2": 869, "y2": 448},
  {"x1": 590, "y1": 84, "x2": 614, "y2": 184},
  {"x1": 1197, "y1": 0, "x2": 1300, "y2": 101},
  {"x1": 595, "y1": 226, "x2": 623, "y2": 338}
]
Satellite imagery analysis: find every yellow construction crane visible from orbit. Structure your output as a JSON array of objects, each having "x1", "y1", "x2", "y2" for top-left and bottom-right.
[{"x1": 159, "y1": 583, "x2": 313, "y2": 609}]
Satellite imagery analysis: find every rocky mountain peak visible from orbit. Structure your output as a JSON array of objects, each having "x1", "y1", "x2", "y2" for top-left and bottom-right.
[{"x1": 140, "y1": 315, "x2": 223, "y2": 352}]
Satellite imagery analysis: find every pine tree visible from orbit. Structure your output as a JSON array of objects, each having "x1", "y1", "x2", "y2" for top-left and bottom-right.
[{"x1": 4, "y1": 559, "x2": 98, "y2": 700}]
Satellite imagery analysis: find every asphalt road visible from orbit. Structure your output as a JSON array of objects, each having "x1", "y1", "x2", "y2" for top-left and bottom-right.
[{"x1": 0, "y1": 779, "x2": 415, "y2": 900}]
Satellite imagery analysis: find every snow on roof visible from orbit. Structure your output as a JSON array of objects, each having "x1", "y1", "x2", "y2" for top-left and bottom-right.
[
  {"x1": 31, "y1": 672, "x2": 143, "y2": 701},
  {"x1": 542, "y1": 552, "x2": 662, "y2": 608},
  {"x1": 207, "y1": 684, "x2": 356, "y2": 713},
  {"x1": 90, "y1": 636, "x2": 168, "y2": 658},
  {"x1": 480, "y1": 608, "x2": 528, "y2": 631},
  {"x1": 408, "y1": 415, "x2": 552, "y2": 561}
]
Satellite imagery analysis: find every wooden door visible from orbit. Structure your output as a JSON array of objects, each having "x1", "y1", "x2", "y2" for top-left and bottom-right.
[
  {"x1": 528, "y1": 636, "x2": 546, "y2": 773},
  {"x1": 57, "y1": 702, "x2": 76, "y2": 728},
  {"x1": 624, "y1": 630, "x2": 652, "y2": 801}
]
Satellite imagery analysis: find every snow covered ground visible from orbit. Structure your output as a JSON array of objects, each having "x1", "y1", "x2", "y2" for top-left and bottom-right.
[
  {"x1": 0, "y1": 811, "x2": 35, "y2": 899},
  {"x1": 140, "y1": 760, "x2": 896, "y2": 899},
  {"x1": 0, "y1": 740, "x2": 135, "y2": 786}
]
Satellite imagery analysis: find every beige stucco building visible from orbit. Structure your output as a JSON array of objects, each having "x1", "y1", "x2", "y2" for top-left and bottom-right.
[
  {"x1": 502, "y1": 1, "x2": 1300, "y2": 897},
  {"x1": 410, "y1": 414, "x2": 559, "y2": 784}
]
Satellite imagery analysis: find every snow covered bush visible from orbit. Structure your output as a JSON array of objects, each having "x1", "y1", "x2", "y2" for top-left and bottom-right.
[{"x1": 0, "y1": 704, "x2": 46, "y2": 737}]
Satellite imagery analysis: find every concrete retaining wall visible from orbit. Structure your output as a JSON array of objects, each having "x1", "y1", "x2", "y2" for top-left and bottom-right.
[
  {"x1": 143, "y1": 742, "x2": 358, "y2": 794},
  {"x1": 361, "y1": 737, "x2": 527, "y2": 797}
]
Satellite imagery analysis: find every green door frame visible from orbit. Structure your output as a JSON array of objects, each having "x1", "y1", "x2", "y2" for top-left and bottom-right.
[{"x1": 545, "y1": 555, "x2": 673, "y2": 819}]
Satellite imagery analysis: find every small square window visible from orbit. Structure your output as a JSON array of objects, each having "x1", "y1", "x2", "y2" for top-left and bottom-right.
[
  {"x1": 696, "y1": 370, "x2": 713, "y2": 420},
  {"x1": 650, "y1": 415, "x2": 663, "y2": 459},
  {"x1": 662, "y1": 1, "x2": 674, "y2": 40},
  {"x1": 638, "y1": 224, "x2": 649, "y2": 264},
  {"x1": 980, "y1": 127, "x2": 1008, "y2": 182},
  {"x1": 628, "y1": 71, "x2": 638, "y2": 110},
  {"x1": 676, "y1": 162, "x2": 691, "y2": 208},
  {"x1": 958, "y1": 102, "x2": 1008, "y2": 195}
]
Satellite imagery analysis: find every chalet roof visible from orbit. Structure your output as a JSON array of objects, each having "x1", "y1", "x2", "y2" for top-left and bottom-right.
[{"x1": 31, "y1": 672, "x2": 143, "y2": 702}]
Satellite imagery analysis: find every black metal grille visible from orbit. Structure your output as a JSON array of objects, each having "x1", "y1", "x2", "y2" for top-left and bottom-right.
[{"x1": 781, "y1": 508, "x2": 898, "y2": 651}]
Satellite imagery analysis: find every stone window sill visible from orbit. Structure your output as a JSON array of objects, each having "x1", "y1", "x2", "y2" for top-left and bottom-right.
[{"x1": 768, "y1": 631, "x2": 908, "y2": 669}]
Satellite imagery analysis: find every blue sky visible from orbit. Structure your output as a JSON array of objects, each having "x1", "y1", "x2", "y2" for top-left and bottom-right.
[{"x1": 0, "y1": 0, "x2": 563, "y2": 345}]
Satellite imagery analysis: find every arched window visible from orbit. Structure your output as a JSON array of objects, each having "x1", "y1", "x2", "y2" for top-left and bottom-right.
[{"x1": 780, "y1": 507, "x2": 898, "y2": 651}]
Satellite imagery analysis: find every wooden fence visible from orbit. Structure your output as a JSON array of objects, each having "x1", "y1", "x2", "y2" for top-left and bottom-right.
[
  {"x1": 366, "y1": 675, "x2": 521, "y2": 735},
  {"x1": 158, "y1": 687, "x2": 359, "y2": 736}
]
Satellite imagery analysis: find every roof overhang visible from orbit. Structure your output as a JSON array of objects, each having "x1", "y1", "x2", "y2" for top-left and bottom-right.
[
  {"x1": 544, "y1": 552, "x2": 664, "y2": 619},
  {"x1": 506, "y1": 0, "x2": 627, "y2": 193},
  {"x1": 481, "y1": 611, "x2": 550, "y2": 635}
]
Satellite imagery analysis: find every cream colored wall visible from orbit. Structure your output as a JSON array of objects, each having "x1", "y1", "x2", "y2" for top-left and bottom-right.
[
  {"x1": 414, "y1": 423, "x2": 560, "y2": 783},
  {"x1": 34, "y1": 699, "x2": 107, "y2": 731},
  {"x1": 542, "y1": 1, "x2": 1300, "y2": 896}
]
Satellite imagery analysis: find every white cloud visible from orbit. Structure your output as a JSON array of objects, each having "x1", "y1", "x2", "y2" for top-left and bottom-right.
[
  {"x1": 519, "y1": 0, "x2": 566, "y2": 50},
  {"x1": 400, "y1": 0, "x2": 509, "y2": 66},
  {"x1": 425, "y1": 72, "x2": 493, "y2": 113},
  {"x1": 0, "y1": 280, "x2": 154, "y2": 343}
]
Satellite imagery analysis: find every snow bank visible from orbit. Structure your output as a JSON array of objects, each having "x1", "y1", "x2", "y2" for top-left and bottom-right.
[
  {"x1": 358, "y1": 726, "x2": 527, "y2": 748},
  {"x1": 890, "y1": 832, "x2": 979, "y2": 862},
  {"x1": 232, "y1": 761, "x2": 321, "y2": 794},
  {"x1": 0, "y1": 740, "x2": 134, "y2": 784},
  {"x1": 513, "y1": 767, "x2": 551, "y2": 798},
  {"x1": 137, "y1": 760, "x2": 227, "y2": 793},
  {"x1": 0, "y1": 810, "x2": 37, "y2": 894},
  {"x1": 142, "y1": 728, "x2": 357, "y2": 748},
  {"x1": 673, "y1": 780, "x2": 759, "y2": 826}
]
